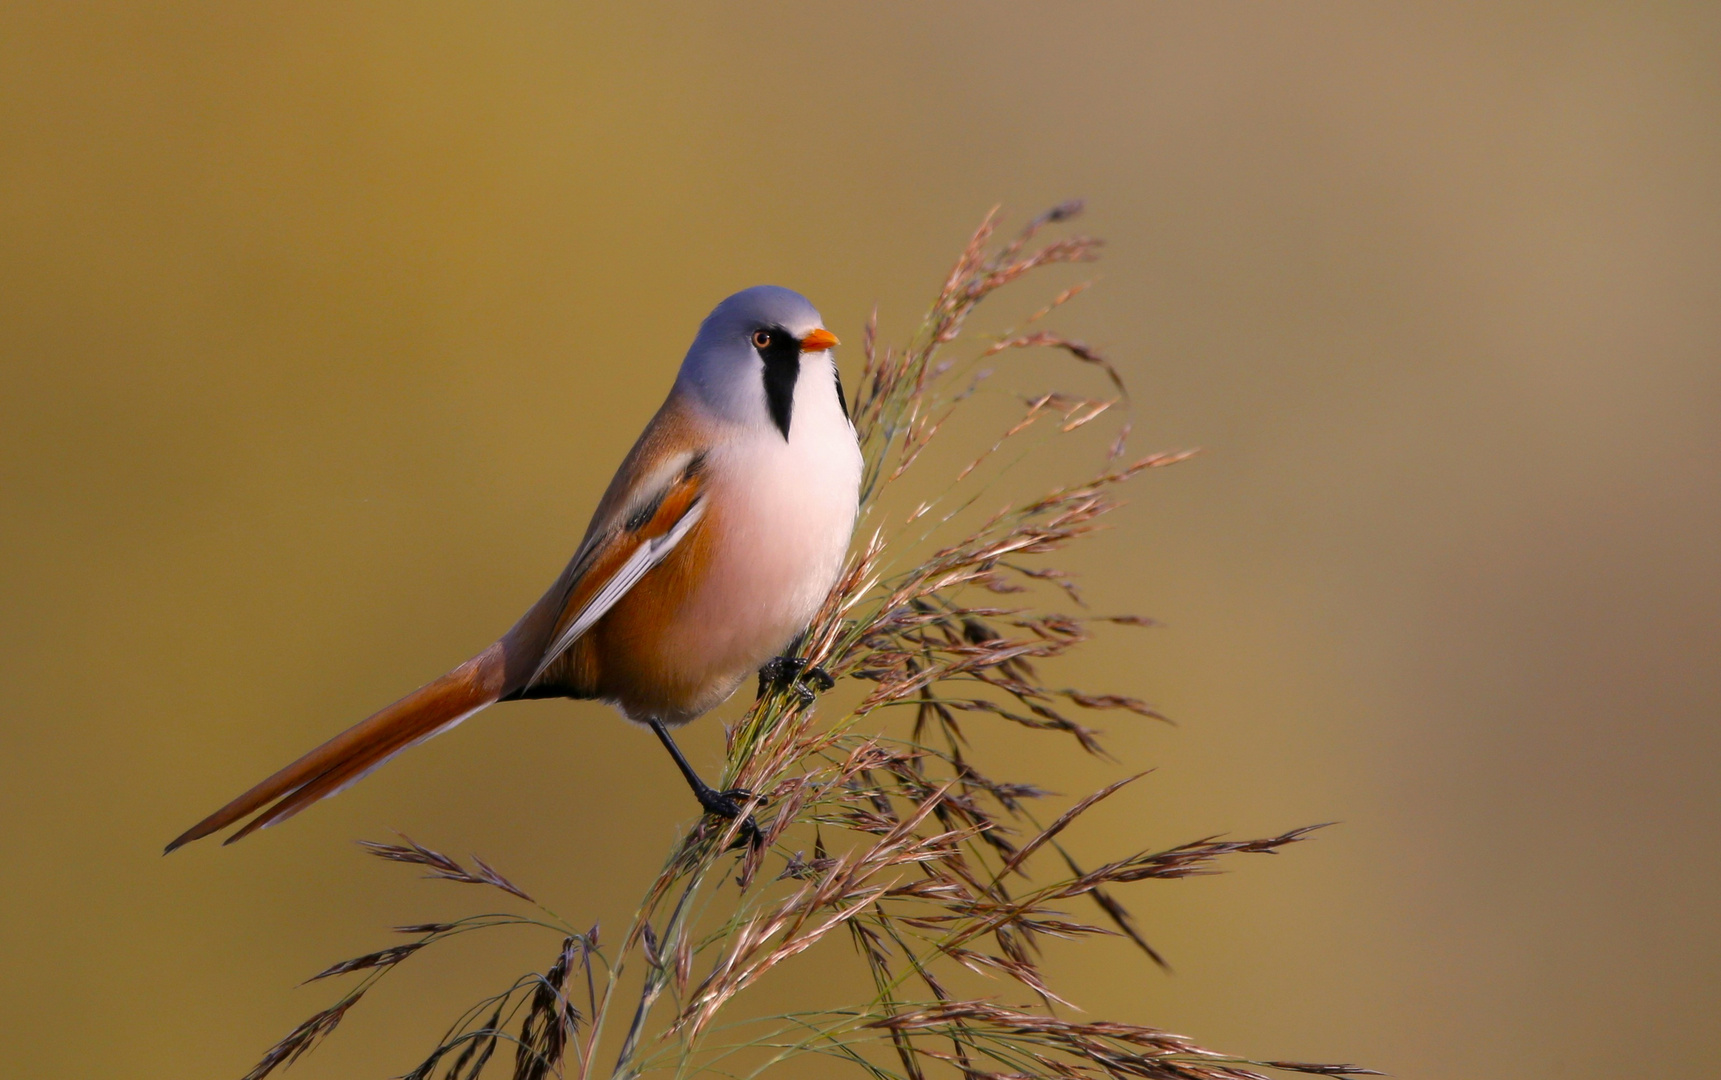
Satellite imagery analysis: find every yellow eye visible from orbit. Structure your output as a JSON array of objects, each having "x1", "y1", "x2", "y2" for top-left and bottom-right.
[{"x1": 751, "y1": 330, "x2": 772, "y2": 349}]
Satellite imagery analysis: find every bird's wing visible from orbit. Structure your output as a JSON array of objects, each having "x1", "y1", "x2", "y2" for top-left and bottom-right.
[
  {"x1": 487, "y1": 387, "x2": 719, "y2": 697},
  {"x1": 527, "y1": 452, "x2": 708, "y2": 685}
]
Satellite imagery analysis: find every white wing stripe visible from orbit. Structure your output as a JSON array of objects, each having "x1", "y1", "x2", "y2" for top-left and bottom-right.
[{"x1": 528, "y1": 498, "x2": 705, "y2": 685}]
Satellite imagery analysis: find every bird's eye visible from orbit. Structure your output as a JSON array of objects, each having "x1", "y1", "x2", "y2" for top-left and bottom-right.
[{"x1": 751, "y1": 330, "x2": 772, "y2": 349}]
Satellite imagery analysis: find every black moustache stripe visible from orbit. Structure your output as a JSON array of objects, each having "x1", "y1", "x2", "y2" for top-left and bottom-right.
[{"x1": 758, "y1": 329, "x2": 801, "y2": 440}]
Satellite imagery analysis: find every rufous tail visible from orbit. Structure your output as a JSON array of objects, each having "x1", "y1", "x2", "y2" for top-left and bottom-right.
[{"x1": 165, "y1": 644, "x2": 507, "y2": 852}]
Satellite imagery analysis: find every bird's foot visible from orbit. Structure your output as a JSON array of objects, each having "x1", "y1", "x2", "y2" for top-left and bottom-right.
[
  {"x1": 758, "y1": 656, "x2": 836, "y2": 703},
  {"x1": 696, "y1": 785, "x2": 766, "y2": 850}
]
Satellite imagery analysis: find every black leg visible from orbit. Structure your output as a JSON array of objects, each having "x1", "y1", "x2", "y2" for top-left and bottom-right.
[{"x1": 649, "y1": 720, "x2": 762, "y2": 848}]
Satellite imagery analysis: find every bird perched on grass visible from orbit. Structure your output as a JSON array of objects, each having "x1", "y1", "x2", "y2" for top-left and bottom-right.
[{"x1": 167, "y1": 286, "x2": 861, "y2": 852}]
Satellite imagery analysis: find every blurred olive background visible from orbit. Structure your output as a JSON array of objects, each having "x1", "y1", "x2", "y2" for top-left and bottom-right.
[{"x1": 3, "y1": 3, "x2": 1719, "y2": 1078}]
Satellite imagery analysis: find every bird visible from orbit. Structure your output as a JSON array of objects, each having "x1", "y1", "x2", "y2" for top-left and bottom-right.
[{"x1": 166, "y1": 286, "x2": 861, "y2": 852}]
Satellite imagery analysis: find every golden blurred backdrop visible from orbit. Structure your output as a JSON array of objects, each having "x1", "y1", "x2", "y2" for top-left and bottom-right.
[{"x1": 2, "y1": 3, "x2": 1718, "y2": 1077}]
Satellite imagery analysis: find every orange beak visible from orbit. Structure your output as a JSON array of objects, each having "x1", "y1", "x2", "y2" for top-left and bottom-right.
[{"x1": 799, "y1": 327, "x2": 840, "y2": 353}]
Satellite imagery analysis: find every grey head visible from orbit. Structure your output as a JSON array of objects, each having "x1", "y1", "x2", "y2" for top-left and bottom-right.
[{"x1": 675, "y1": 285, "x2": 842, "y2": 439}]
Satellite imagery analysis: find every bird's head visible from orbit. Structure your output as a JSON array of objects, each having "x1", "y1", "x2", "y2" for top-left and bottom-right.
[{"x1": 677, "y1": 285, "x2": 840, "y2": 438}]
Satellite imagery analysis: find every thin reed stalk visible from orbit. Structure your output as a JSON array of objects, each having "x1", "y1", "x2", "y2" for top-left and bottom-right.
[{"x1": 240, "y1": 205, "x2": 1370, "y2": 1080}]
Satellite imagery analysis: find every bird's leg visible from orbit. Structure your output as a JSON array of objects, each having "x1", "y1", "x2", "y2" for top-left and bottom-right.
[
  {"x1": 757, "y1": 655, "x2": 835, "y2": 702},
  {"x1": 649, "y1": 720, "x2": 762, "y2": 849}
]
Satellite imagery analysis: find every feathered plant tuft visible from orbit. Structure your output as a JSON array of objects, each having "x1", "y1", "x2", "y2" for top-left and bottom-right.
[{"x1": 240, "y1": 205, "x2": 1369, "y2": 1080}]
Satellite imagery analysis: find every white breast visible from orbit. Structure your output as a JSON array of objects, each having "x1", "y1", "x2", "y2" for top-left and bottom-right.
[{"x1": 666, "y1": 358, "x2": 862, "y2": 705}]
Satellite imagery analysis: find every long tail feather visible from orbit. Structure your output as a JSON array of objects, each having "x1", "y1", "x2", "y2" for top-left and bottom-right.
[{"x1": 165, "y1": 645, "x2": 507, "y2": 852}]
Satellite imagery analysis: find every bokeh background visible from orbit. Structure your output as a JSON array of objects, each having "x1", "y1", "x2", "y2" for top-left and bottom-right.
[{"x1": 3, "y1": 3, "x2": 1718, "y2": 1078}]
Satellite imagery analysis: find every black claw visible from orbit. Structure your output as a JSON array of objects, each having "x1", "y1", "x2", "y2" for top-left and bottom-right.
[
  {"x1": 696, "y1": 786, "x2": 766, "y2": 850},
  {"x1": 758, "y1": 655, "x2": 801, "y2": 693},
  {"x1": 758, "y1": 656, "x2": 835, "y2": 701},
  {"x1": 696, "y1": 786, "x2": 764, "y2": 816}
]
